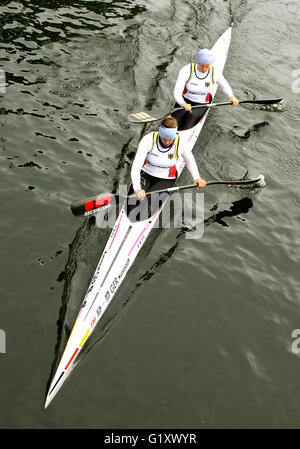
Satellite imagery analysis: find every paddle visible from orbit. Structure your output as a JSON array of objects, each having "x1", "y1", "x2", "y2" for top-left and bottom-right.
[
  {"x1": 71, "y1": 175, "x2": 265, "y2": 217},
  {"x1": 128, "y1": 98, "x2": 283, "y2": 123}
]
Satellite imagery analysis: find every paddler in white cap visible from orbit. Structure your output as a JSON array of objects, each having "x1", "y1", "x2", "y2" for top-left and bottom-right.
[
  {"x1": 130, "y1": 116, "x2": 206, "y2": 202},
  {"x1": 172, "y1": 48, "x2": 239, "y2": 130}
]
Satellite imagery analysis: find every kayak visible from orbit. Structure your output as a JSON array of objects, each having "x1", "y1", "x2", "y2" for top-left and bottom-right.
[{"x1": 44, "y1": 27, "x2": 232, "y2": 409}]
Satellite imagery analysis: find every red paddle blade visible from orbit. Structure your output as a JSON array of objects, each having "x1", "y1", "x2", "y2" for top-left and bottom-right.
[{"x1": 71, "y1": 193, "x2": 116, "y2": 217}]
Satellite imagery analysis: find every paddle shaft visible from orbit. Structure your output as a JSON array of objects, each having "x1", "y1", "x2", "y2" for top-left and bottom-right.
[
  {"x1": 71, "y1": 176, "x2": 264, "y2": 216},
  {"x1": 171, "y1": 98, "x2": 281, "y2": 113},
  {"x1": 127, "y1": 177, "x2": 264, "y2": 198},
  {"x1": 128, "y1": 98, "x2": 282, "y2": 123}
]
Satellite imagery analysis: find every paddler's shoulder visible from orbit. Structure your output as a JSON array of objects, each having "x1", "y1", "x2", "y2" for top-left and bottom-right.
[
  {"x1": 177, "y1": 63, "x2": 193, "y2": 76},
  {"x1": 210, "y1": 64, "x2": 222, "y2": 76},
  {"x1": 138, "y1": 131, "x2": 155, "y2": 147}
]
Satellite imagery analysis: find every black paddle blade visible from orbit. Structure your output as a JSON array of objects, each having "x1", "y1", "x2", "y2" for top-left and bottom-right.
[
  {"x1": 240, "y1": 98, "x2": 282, "y2": 105},
  {"x1": 207, "y1": 175, "x2": 265, "y2": 188},
  {"x1": 71, "y1": 193, "x2": 118, "y2": 217},
  {"x1": 228, "y1": 175, "x2": 265, "y2": 187}
]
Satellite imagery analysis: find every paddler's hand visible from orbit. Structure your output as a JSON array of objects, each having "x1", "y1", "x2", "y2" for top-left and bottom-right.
[
  {"x1": 229, "y1": 95, "x2": 239, "y2": 106},
  {"x1": 194, "y1": 179, "x2": 206, "y2": 190},
  {"x1": 134, "y1": 189, "x2": 146, "y2": 200},
  {"x1": 181, "y1": 102, "x2": 192, "y2": 113}
]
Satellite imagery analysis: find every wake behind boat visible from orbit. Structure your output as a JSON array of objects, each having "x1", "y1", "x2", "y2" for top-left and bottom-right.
[{"x1": 45, "y1": 28, "x2": 233, "y2": 409}]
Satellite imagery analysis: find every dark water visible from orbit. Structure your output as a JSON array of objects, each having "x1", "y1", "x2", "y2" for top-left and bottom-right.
[{"x1": 0, "y1": 0, "x2": 300, "y2": 429}]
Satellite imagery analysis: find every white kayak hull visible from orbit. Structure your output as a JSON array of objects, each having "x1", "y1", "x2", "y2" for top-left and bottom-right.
[{"x1": 45, "y1": 27, "x2": 232, "y2": 409}]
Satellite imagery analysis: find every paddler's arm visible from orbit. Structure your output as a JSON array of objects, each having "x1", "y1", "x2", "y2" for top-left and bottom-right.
[
  {"x1": 131, "y1": 134, "x2": 152, "y2": 200},
  {"x1": 173, "y1": 65, "x2": 193, "y2": 112},
  {"x1": 215, "y1": 70, "x2": 239, "y2": 106},
  {"x1": 182, "y1": 150, "x2": 206, "y2": 189}
]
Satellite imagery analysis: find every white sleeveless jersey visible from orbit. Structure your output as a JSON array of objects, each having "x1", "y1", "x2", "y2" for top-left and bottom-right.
[
  {"x1": 173, "y1": 63, "x2": 233, "y2": 106},
  {"x1": 184, "y1": 63, "x2": 214, "y2": 103},
  {"x1": 143, "y1": 132, "x2": 179, "y2": 179},
  {"x1": 131, "y1": 131, "x2": 200, "y2": 191}
]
